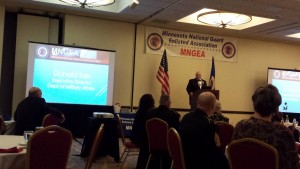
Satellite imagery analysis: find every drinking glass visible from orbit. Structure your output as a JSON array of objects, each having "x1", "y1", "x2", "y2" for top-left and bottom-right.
[{"x1": 24, "y1": 130, "x2": 34, "y2": 143}]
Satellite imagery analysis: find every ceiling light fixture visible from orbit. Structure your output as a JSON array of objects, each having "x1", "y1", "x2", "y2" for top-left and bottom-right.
[
  {"x1": 59, "y1": 0, "x2": 115, "y2": 8},
  {"x1": 197, "y1": 11, "x2": 252, "y2": 28}
]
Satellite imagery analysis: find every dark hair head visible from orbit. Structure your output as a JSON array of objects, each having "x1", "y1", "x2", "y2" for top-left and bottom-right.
[
  {"x1": 139, "y1": 94, "x2": 155, "y2": 110},
  {"x1": 252, "y1": 84, "x2": 282, "y2": 117}
]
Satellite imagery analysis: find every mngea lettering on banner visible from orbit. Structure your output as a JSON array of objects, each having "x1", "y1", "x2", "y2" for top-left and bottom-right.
[{"x1": 180, "y1": 48, "x2": 205, "y2": 58}]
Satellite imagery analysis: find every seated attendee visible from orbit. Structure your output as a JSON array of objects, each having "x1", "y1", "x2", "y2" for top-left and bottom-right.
[
  {"x1": 233, "y1": 84, "x2": 300, "y2": 169},
  {"x1": 179, "y1": 92, "x2": 229, "y2": 169},
  {"x1": 210, "y1": 100, "x2": 229, "y2": 123},
  {"x1": 147, "y1": 94, "x2": 180, "y2": 129},
  {"x1": 146, "y1": 94, "x2": 180, "y2": 169},
  {"x1": 14, "y1": 87, "x2": 64, "y2": 135},
  {"x1": 130, "y1": 94, "x2": 155, "y2": 169}
]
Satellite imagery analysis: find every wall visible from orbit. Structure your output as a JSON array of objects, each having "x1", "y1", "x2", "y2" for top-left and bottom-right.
[
  {"x1": 63, "y1": 15, "x2": 135, "y2": 107},
  {"x1": 12, "y1": 14, "x2": 59, "y2": 113}
]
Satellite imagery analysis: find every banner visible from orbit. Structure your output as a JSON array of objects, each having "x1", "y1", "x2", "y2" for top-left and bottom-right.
[{"x1": 145, "y1": 26, "x2": 237, "y2": 62}]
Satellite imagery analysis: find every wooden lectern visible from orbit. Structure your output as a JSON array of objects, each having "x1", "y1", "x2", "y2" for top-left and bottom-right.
[{"x1": 190, "y1": 89, "x2": 219, "y2": 111}]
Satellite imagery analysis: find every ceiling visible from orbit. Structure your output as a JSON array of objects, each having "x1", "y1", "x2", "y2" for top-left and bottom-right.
[{"x1": 2, "y1": 0, "x2": 300, "y2": 45}]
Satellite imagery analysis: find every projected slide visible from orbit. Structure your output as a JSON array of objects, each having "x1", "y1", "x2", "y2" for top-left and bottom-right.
[
  {"x1": 26, "y1": 42, "x2": 115, "y2": 105},
  {"x1": 268, "y1": 68, "x2": 300, "y2": 113}
]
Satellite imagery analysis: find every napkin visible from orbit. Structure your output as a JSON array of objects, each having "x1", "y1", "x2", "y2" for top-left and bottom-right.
[{"x1": 0, "y1": 146, "x2": 23, "y2": 153}]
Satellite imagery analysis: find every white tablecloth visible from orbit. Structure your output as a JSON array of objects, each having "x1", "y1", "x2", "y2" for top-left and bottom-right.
[{"x1": 0, "y1": 135, "x2": 26, "y2": 169}]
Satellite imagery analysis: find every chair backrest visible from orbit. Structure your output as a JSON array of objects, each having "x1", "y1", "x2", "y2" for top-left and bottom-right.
[
  {"x1": 146, "y1": 118, "x2": 169, "y2": 153},
  {"x1": 85, "y1": 123, "x2": 105, "y2": 169},
  {"x1": 168, "y1": 128, "x2": 186, "y2": 169},
  {"x1": 26, "y1": 125, "x2": 73, "y2": 169},
  {"x1": 116, "y1": 114, "x2": 126, "y2": 145},
  {"x1": 215, "y1": 121, "x2": 234, "y2": 153},
  {"x1": 227, "y1": 138, "x2": 279, "y2": 169},
  {"x1": 42, "y1": 113, "x2": 64, "y2": 127}
]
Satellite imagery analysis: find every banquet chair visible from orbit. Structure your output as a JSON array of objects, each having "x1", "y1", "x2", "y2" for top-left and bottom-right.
[
  {"x1": 215, "y1": 121, "x2": 234, "y2": 154},
  {"x1": 167, "y1": 128, "x2": 186, "y2": 169},
  {"x1": 116, "y1": 114, "x2": 139, "y2": 169},
  {"x1": 42, "y1": 113, "x2": 65, "y2": 127},
  {"x1": 227, "y1": 138, "x2": 279, "y2": 169},
  {"x1": 85, "y1": 123, "x2": 105, "y2": 169},
  {"x1": 26, "y1": 125, "x2": 73, "y2": 169},
  {"x1": 145, "y1": 118, "x2": 169, "y2": 169}
]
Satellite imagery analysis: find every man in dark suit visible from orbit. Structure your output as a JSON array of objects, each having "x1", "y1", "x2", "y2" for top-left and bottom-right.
[
  {"x1": 146, "y1": 94, "x2": 180, "y2": 169},
  {"x1": 14, "y1": 87, "x2": 64, "y2": 135},
  {"x1": 186, "y1": 71, "x2": 207, "y2": 105},
  {"x1": 179, "y1": 92, "x2": 229, "y2": 169}
]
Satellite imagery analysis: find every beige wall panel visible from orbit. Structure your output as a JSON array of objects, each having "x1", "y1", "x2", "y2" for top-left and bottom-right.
[
  {"x1": 12, "y1": 14, "x2": 50, "y2": 114},
  {"x1": 63, "y1": 15, "x2": 135, "y2": 106},
  {"x1": 49, "y1": 18, "x2": 59, "y2": 44}
]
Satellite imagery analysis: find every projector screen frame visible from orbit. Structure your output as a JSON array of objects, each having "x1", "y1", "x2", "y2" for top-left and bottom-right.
[
  {"x1": 267, "y1": 67, "x2": 300, "y2": 114},
  {"x1": 26, "y1": 41, "x2": 116, "y2": 106}
]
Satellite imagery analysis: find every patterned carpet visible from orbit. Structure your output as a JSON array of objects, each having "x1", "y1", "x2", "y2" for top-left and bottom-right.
[{"x1": 67, "y1": 138, "x2": 137, "y2": 169}]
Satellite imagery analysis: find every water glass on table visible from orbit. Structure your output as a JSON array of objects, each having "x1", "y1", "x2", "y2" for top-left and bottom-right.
[{"x1": 24, "y1": 130, "x2": 34, "y2": 143}]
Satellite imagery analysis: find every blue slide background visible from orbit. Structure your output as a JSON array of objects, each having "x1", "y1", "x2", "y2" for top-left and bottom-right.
[
  {"x1": 272, "y1": 79, "x2": 300, "y2": 113},
  {"x1": 33, "y1": 59, "x2": 109, "y2": 105}
]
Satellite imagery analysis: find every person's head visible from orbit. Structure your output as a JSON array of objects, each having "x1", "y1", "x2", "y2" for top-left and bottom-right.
[
  {"x1": 159, "y1": 94, "x2": 171, "y2": 108},
  {"x1": 139, "y1": 94, "x2": 155, "y2": 110},
  {"x1": 195, "y1": 71, "x2": 202, "y2": 80},
  {"x1": 214, "y1": 100, "x2": 221, "y2": 113},
  {"x1": 197, "y1": 92, "x2": 216, "y2": 117},
  {"x1": 252, "y1": 84, "x2": 282, "y2": 117},
  {"x1": 28, "y1": 87, "x2": 42, "y2": 98}
]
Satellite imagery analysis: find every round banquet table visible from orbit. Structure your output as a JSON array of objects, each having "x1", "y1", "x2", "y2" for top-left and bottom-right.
[{"x1": 0, "y1": 135, "x2": 26, "y2": 169}]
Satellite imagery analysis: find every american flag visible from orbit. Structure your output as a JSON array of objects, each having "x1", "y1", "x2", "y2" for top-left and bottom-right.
[{"x1": 156, "y1": 49, "x2": 170, "y2": 95}]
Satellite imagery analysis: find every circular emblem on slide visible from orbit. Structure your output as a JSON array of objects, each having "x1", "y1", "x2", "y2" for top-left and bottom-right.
[
  {"x1": 36, "y1": 46, "x2": 49, "y2": 58},
  {"x1": 274, "y1": 70, "x2": 281, "y2": 79},
  {"x1": 147, "y1": 33, "x2": 163, "y2": 51},
  {"x1": 222, "y1": 42, "x2": 236, "y2": 58}
]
